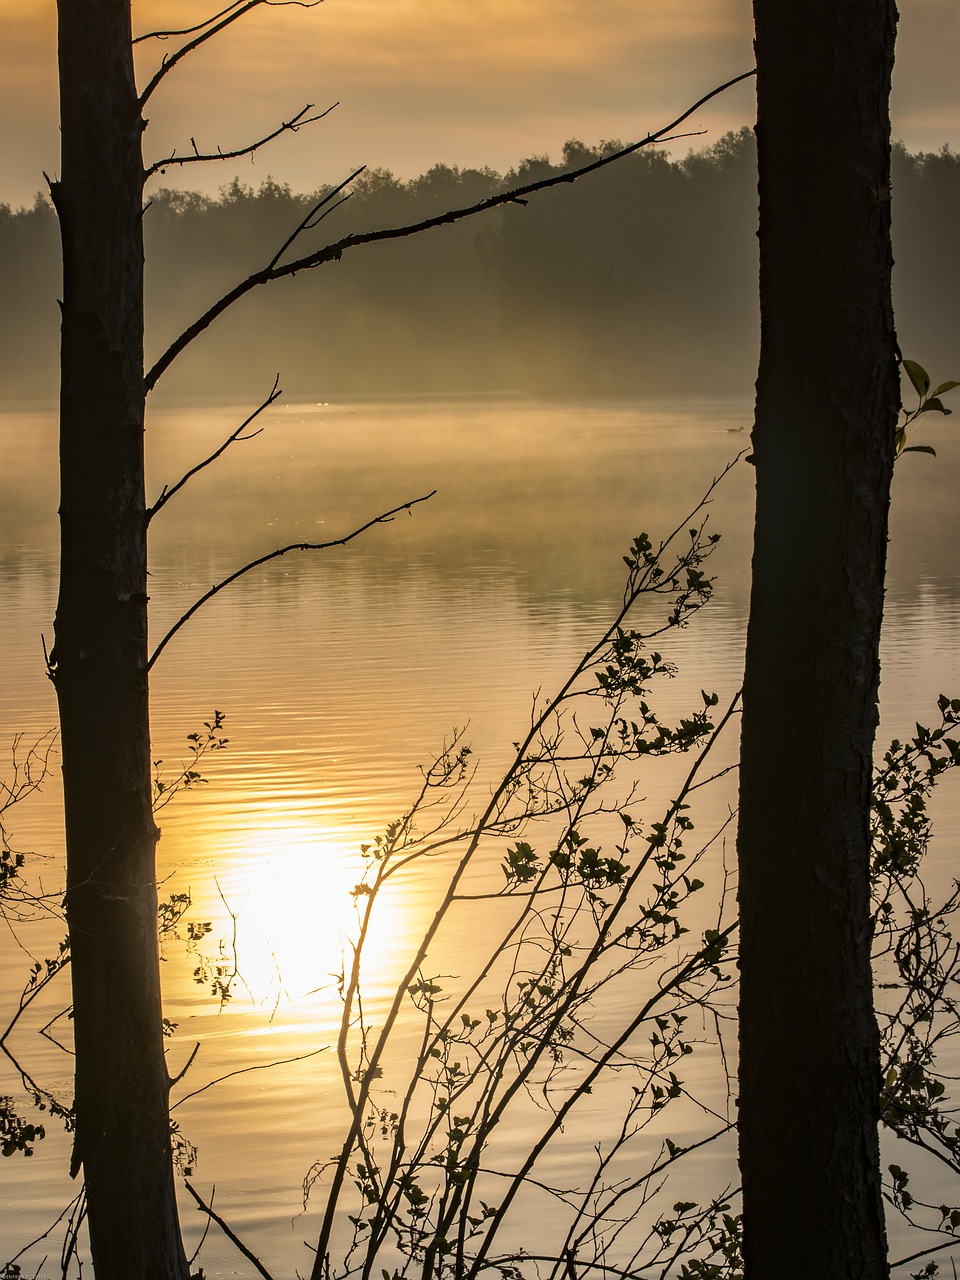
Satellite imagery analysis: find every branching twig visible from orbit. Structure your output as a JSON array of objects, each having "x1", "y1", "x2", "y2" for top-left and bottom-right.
[
  {"x1": 0, "y1": 943, "x2": 70, "y2": 1048},
  {"x1": 890, "y1": 1238, "x2": 960, "y2": 1270},
  {"x1": 59, "y1": 1190, "x2": 86, "y2": 1279},
  {"x1": 136, "y1": 0, "x2": 258, "y2": 45},
  {"x1": 147, "y1": 491, "x2": 436, "y2": 669},
  {"x1": 144, "y1": 70, "x2": 755, "y2": 391},
  {"x1": 266, "y1": 167, "x2": 365, "y2": 271},
  {"x1": 169, "y1": 1042, "x2": 201, "y2": 1088},
  {"x1": 144, "y1": 101, "x2": 337, "y2": 180},
  {"x1": 0, "y1": 731, "x2": 57, "y2": 820},
  {"x1": 188, "y1": 1183, "x2": 215, "y2": 1269},
  {"x1": 137, "y1": 0, "x2": 323, "y2": 107},
  {"x1": 184, "y1": 1179, "x2": 277, "y2": 1280},
  {"x1": 172, "y1": 1046, "x2": 327, "y2": 1111},
  {"x1": 306, "y1": 476, "x2": 739, "y2": 1280},
  {"x1": 1, "y1": 1191, "x2": 84, "y2": 1277},
  {"x1": 146, "y1": 377, "x2": 282, "y2": 523}
]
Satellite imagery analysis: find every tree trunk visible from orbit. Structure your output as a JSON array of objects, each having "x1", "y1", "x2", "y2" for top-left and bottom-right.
[
  {"x1": 737, "y1": 3, "x2": 899, "y2": 1276},
  {"x1": 51, "y1": 1, "x2": 188, "y2": 1274}
]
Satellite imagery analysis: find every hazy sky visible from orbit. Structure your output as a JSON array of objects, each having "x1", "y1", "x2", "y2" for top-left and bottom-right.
[{"x1": 3, "y1": 0, "x2": 959, "y2": 208}]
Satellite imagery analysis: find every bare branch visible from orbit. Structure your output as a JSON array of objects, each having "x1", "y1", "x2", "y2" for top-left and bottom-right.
[
  {"x1": 146, "y1": 376, "x2": 281, "y2": 524},
  {"x1": 889, "y1": 1238, "x2": 960, "y2": 1271},
  {"x1": 144, "y1": 69, "x2": 755, "y2": 392},
  {"x1": 0, "y1": 729, "x2": 57, "y2": 820},
  {"x1": 1, "y1": 1192, "x2": 86, "y2": 1279},
  {"x1": 172, "y1": 1045, "x2": 327, "y2": 1111},
  {"x1": 137, "y1": 0, "x2": 322, "y2": 108},
  {"x1": 183, "y1": 1180, "x2": 278, "y2": 1280},
  {"x1": 147, "y1": 491, "x2": 436, "y2": 669},
  {"x1": 135, "y1": 1, "x2": 254, "y2": 45},
  {"x1": 0, "y1": 944, "x2": 70, "y2": 1048},
  {"x1": 143, "y1": 102, "x2": 337, "y2": 181},
  {"x1": 139, "y1": 2, "x2": 264, "y2": 110},
  {"x1": 266, "y1": 166, "x2": 365, "y2": 270},
  {"x1": 168, "y1": 1042, "x2": 201, "y2": 1088}
]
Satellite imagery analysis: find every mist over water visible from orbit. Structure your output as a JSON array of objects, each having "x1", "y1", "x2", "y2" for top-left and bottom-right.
[
  {"x1": 2, "y1": 133, "x2": 959, "y2": 407},
  {"x1": 0, "y1": 396, "x2": 958, "y2": 1275},
  {"x1": 1, "y1": 109, "x2": 959, "y2": 1280}
]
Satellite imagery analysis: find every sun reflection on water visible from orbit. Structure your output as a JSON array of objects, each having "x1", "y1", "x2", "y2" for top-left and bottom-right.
[{"x1": 180, "y1": 817, "x2": 413, "y2": 1016}]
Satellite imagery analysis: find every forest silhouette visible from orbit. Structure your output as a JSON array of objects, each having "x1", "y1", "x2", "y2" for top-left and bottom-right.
[{"x1": 1, "y1": 129, "x2": 958, "y2": 403}]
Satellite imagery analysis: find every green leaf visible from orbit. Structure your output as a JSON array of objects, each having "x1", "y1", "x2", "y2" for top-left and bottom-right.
[
  {"x1": 904, "y1": 359, "x2": 930, "y2": 398},
  {"x1": 918, "y1": 397, "x2": 951, "y2": 415},
  {"x1": 902, "y1": 445, "x2": 937, "y2": 456},
  {"x1": 931, "y1": 380, "x2": 960, "y2": 397}
]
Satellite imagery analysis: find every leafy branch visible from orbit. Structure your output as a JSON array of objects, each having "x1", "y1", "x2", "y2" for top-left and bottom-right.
[
  {"x1": 295, "y1": 469, "x2": 743, "y2": 1280},
  {"x1": 871, "y1": 695, "x2": 960, "y2": 1268},
  {"x1": 153, "y1": 710, "x2": 230, "y2": 812},
  {"x1": 896, "y1": 359, "x2": 959, "y2": 458}
]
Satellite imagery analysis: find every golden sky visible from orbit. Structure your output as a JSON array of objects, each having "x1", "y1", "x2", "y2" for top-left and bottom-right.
[{"x1": 2, "y1": 0, "x2": 959, "y2": 206}]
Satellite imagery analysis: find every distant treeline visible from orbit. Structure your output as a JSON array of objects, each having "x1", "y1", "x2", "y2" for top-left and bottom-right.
[{"x1": 2, "y1": 130, "x2": 958, "y2": 402}]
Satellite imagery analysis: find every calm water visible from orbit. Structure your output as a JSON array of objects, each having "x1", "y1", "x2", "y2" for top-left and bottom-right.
[{"x1": 1, "y1": 399, "x2": 958, "y2": 1276}]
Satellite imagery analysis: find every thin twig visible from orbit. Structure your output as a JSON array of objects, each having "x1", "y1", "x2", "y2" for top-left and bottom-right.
[
  {"x1": 188, "y1": 1184, "x2": 215, "y2": 1268},
  {"x1": 59, "y1": 1191, "x2": 86, "y2": 1279},
  {"x1": 146, "y1": 376, "x2": 281, "y2": 523},
  {"x1": 169, "y1": 1042, "x2": 202, "y2": 1088},
  {"x1": 0, "y1": 946, "x2": 70, "y2": 1047},
  {"x1": 1, "y1": 1192, "x2": 84, "y2": 1276},
  {"x1": 144, "y1": 102, "x2": 337, "y2": 180},
  {"x1": 890, "y1": 1238, "x2": 960, "y2": 1270},
  {"x1": 308, "y1": 481, "x2": 737, "y2": 1279},
  {"x1": 464, "y1": 923, "x2": 737, "y2": 1280},
  {"x1": 148, "y1": 490, "x2": 436, "y2": 669},
  {"x1": 137, "y1": 0, "x2": 322, "y2": 106},
  {"x1": 267, "y1": 167, "x2": 365, "y2": 271},
  {"x1": 184, "y1": 1180, "x2": 277, "y2": 1280},
  {"x1": 135, "y1": 0, "x2": 254, "y2": 45},
  {"x1": 144, "y1": 69, "x2": 755, "y2": 392},
  {"x1": 172, "y1": 1046, "x2": 327, "y2": 1111}
]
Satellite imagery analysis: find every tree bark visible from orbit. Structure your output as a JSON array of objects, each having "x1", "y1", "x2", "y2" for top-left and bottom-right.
[
  {"x1": 51, "y1": 1, "x2": 188, "y2": 1274},
  {"x1": 737, "y1": 3, "x2": 899, "y2": 1277}
]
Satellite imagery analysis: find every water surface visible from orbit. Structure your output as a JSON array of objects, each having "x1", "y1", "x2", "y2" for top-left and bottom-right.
[{"x1": 1, "y1": 398, "x2": 957, "y2": 1276}]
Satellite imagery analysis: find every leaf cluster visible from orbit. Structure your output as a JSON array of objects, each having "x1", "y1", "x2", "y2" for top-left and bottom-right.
[
  {"x1": 872, "y1": 696, "x2": 960, "y2": 1266},
  {"x1": 896, "y1": 360, "x2": 959, "y2": 458},
  {"x1": 298, "y1": 485, "x2": 741, "y2": 1280}
]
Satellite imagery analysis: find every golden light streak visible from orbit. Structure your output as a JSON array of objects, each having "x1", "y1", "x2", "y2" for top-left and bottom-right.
[{"x1": 189, "y1": 817, "x2": 405, "y2": 1012}]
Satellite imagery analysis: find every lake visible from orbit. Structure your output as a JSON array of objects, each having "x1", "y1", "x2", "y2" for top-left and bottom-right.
[{"x1": 1, "y1": 398, "x2": 958, "y2": 1277}]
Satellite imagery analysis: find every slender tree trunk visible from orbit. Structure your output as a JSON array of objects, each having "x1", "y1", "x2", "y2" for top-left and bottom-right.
[
  {"x1": 737, "y1": 3, "x2": 899, "y2": 1277},
  {"x1": 51, "y1": 1, "x2": 188, "y2": 1274}
]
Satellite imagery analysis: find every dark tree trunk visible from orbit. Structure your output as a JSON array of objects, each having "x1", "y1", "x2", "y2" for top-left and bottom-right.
[
  {"x1": 737, "y1": 3, "x2": 899, "y2": 1277},
  {"x1": 51, "y1": 1, "x2": 188, "y2": 1275}
]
